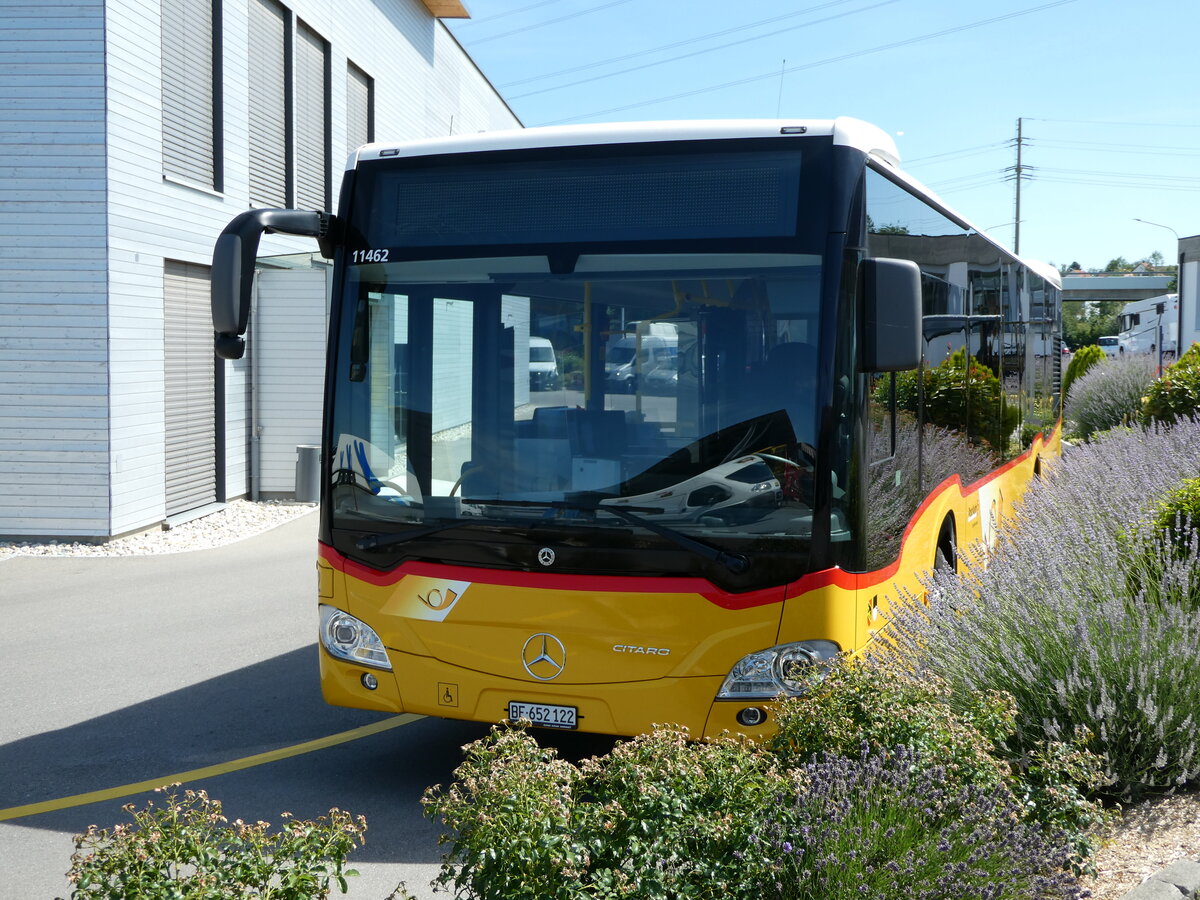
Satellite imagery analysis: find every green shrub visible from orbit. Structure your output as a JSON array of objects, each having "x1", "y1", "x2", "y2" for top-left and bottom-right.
[
  {"x1": 66, "y1": 786, "x2": 367, "y2": 899},
  {"x1": 1021, "y1": 421, "x2": 1042, "y2": 449},
  {"x1": 882, "y1": 349, "x2": 1019, "y2": 454},
  {"x1": 424, "y1": 661, "x2": 1104, "y2": 896},
  {"x1": 1142, "y1": 341, "x2": 1200, "y2": 426},
  {"x1": 1061, "y1": 345, "x2": 1105, "y2": 400},
  {"x1": 423, "y1": 725, "x2": 785, "y2": 899},
  {"x1": 1122, "y1": 476, "x2": 1200, "y2": 614},
  {"x1": 768, "y1": 659, "x2": 1013, "y2": 794},
  {"x1": 1153, "y1": 476, "x2": 1200, "y2": 557},
  {"x1": 424, "y1": 718, "x2": 1087, "y2": 899}
]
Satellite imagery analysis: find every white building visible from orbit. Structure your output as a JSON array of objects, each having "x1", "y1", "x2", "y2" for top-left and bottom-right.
[{"x1": 0, "y1": 0, "x2": 519, "y2": 539}]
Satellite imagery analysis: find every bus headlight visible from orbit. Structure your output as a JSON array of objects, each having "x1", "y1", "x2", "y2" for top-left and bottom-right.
[
  {"x1": 319, "y1": 605, "x2": 392, "y2": 671},
  {"x1": 716, "y1": 640, "x2": 839, "y2": 699}
]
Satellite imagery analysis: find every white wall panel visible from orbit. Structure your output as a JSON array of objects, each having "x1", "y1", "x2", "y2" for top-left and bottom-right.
[
  {"x1": 0, "y1": 1, "x2": 109, "y2": 538},
  {"x1": 254, "y1": 266, "x2": 329, "y2": 495}
]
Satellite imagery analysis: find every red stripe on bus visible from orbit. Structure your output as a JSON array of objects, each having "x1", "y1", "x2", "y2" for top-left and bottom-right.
[{"x1": 317, "y1": 543, "x2": 787, "y2": 610}]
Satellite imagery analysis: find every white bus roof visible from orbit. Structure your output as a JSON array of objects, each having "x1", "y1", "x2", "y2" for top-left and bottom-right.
[
  {"x1": 351, "y1": 117, "x2": 900, "y2": 168},
  {"x1": 350, "y1": 118, "x2": 1060, "y2": 286}
]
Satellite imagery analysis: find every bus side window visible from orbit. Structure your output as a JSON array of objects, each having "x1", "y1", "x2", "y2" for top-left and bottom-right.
[{"x1": 867, "y1": 372, "x2": 896, "y2": 464}]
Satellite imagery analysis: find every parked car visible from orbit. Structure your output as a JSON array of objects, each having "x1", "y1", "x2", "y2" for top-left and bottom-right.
[
  {"x1": 529, "y1": 337, "x2": 561, "y2": 390},
  {"x1": 605, "y1": 335, "x2": 677, "y2": 393},
  {"x1": 1097, "y1": 335, "x2": 1120, "y2": 358},
  {"x1": 641, "y1": 356, "x2": 678, "y2": 394}
]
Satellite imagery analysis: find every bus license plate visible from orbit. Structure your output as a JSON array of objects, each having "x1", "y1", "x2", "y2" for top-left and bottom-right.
[{"x1": 507, "y1": 701, "x2": 577, "y2": 729}]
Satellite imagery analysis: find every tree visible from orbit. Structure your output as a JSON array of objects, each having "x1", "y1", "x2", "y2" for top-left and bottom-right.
[{"x1": 1063, "y1": 299, "x2": 1123, "y2": 350}]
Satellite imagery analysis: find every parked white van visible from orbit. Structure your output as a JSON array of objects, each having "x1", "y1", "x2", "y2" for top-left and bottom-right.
[
  {"x1": 1097, "y1": 335, "x2": 1120, "y2": 358},
  {"x1": 604, "y1": 323, "x2": 678, "y2": 393},
  {"x1": 529, "y1": 337, "x2": 560, "y2": 390}
]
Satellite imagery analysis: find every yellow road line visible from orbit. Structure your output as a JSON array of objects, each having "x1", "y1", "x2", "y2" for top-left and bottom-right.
[{"x1": 0, "y1": 714, "x2": 424, "y2": 823}]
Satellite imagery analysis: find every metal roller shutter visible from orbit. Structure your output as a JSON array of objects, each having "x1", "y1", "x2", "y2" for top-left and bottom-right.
[
  {"x1": 248, "y1": 0, "x2": 288, "y2": 207},
  {"x1": 161, "y1": 0, "x2": 215, "y2": 186},
  {"x1": 295, "y1": 21, "x2": 329, "y2": 211},
  {"x1": 164, "y1": 261, "x2": 217, "y2": 517},
  {"x1": 346, "y1": 62, "x2": 373, "y2": 159}
]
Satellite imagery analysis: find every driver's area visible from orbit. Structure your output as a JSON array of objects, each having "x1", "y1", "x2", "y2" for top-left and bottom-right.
[{"x1": 329, "y1": 253, "x2": 828, "y2": 560}]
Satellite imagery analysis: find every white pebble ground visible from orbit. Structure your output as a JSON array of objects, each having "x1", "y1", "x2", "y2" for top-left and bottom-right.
[{"x1": 0, "y1": 500, "x2": 315, "y2": 559}]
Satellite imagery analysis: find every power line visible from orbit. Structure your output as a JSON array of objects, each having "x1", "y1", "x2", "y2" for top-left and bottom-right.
[
  {"x1": 1030, "y1": 139, "x2": 1200, "y2": 158},
  {"x1": 936, "y1": 180, "x2": 1010, "y2": 198},
  {"x1": 511, "y1": 0, "x2": 900, "y2": 100},
  {"x1": 904, "y1": 141, "x2": 1010, "y2": 167},
  {"x1": 926, "y1": 168, "x2": 1009, "y2": 189},
  {"x1": 497, "y1": 0, "x2": 871, "y2": 90},
  {"x1": 450, "y1": 0, "x2": 560, "y2": 29},
  {"x1": 466, "y1": 0, "x2": 637, "y2": 46},
  {"x1": 1025, "y1": 116, "x2": 1200, "y2": 129},
  {"x1": 1036, "y1": 175, "x2": 1200, "y2": 192},
  {"x1": 536, "y1": 0, "x2": 1080, "y2": 125},
  {"x1": 1037, "y1": 166, "x2": 1200, "y2": 184}
]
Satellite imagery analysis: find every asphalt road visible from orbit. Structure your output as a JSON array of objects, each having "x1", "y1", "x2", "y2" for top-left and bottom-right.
[{"x1": 0, "y1": 513, "x2": 615, "y2": 898}]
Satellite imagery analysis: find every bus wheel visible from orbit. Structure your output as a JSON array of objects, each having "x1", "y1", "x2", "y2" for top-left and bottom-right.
[{"x1": 935, "y1": 518, "x2": 957, "y2": 573}]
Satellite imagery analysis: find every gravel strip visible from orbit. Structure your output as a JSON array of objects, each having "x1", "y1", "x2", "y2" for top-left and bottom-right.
[
  {"x1": 0, "y1": 500, "x2": 315, "y2": 559},
  {"x1": 1083, "y1": 792, "x2": 1200, "y2": 899}
]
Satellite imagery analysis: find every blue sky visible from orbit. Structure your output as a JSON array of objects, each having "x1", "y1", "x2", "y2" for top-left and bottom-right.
[{"x1": 446, "y1": 0, "x2": 1200, "y2": 272}]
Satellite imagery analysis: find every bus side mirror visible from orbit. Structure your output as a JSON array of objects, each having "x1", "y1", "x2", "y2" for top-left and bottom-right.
[
  {"x1": 211, "y1": 208, "x2": 330, "y2": 360},
  {"x1": 860, "y1": 257, "x2": 921, "y2": 372}
]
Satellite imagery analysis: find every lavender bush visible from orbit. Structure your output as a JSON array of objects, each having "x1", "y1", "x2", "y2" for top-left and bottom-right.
[
  {"x1": 1064, "y1": 353, "x2": 1157, "y2": 440},
  {"x1": 877, "y1": 418, "x2": 1200, "y2": 799},
  {"x1": 1061, "y1": 344, "x2": 1105, "y2": 401},
  {"x1": 768, "y1": 660, "x2": 1107, "y2": 870},
  {"x1": 767, "y1": 745, "x2": 1083, "y2": 900}
]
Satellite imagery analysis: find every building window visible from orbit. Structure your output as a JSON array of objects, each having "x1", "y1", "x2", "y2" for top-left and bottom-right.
[
  {"x1": 346, "y1": 62, "x2": 374, "y2": 160},
  {"x1": 162, "y1": 0, "x2": 221, "y2": 189},
  {"x1": 247, "y1": 0, "x2": 289, "y2": 206},
  {"x1": 294, "y1": 20, "x2": 330, "y2": 211}
]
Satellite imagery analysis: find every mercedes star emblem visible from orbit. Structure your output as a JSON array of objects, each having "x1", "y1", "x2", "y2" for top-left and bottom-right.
[
  {"x1": 537, "y1": 547, "x2": 556, "y2": 567},
  {"x1": 521, "y1": 633, "x2": 566, "y2": 680}
]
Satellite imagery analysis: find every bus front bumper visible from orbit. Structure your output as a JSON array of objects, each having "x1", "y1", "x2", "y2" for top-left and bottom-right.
[{"x1": 319, "y1": 646, "x2": 774, "y2": 740}]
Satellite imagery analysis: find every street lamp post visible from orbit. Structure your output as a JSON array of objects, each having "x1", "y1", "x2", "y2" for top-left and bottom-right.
[{"x1": 1133, "y1": 217, "x2": 1181, "y2": 242}]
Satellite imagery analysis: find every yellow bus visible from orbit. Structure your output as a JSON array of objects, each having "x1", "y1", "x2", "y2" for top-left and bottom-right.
[{"x1": 211, "y1": 118, "x2": 1062, "y2": 738}]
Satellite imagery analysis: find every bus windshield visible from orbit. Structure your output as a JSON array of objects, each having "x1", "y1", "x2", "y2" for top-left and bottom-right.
[{"x1": 328, "y1": 252, "x2": 831, "y2": 582}]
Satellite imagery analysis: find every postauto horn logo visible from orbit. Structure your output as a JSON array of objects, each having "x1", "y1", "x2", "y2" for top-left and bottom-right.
[{"x1": 521, "y1": 633, "x2": 566, "y2": 681}]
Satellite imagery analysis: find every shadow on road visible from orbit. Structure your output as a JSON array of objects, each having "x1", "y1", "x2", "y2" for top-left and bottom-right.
[
  {"x1": 1, "y1": 643, "x2": 622, "y2": 867},
  {"x1": 0, "y1": 642, "x2": 492, "y2": 864}
]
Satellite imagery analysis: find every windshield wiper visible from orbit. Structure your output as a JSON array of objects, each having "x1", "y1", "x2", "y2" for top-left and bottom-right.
[
  {"x1": 464, "y1": 497, "x2": 751, "y2": 575},
  {"x1": 355, "y1": 519, "x2": 472, "y2": 551}
]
